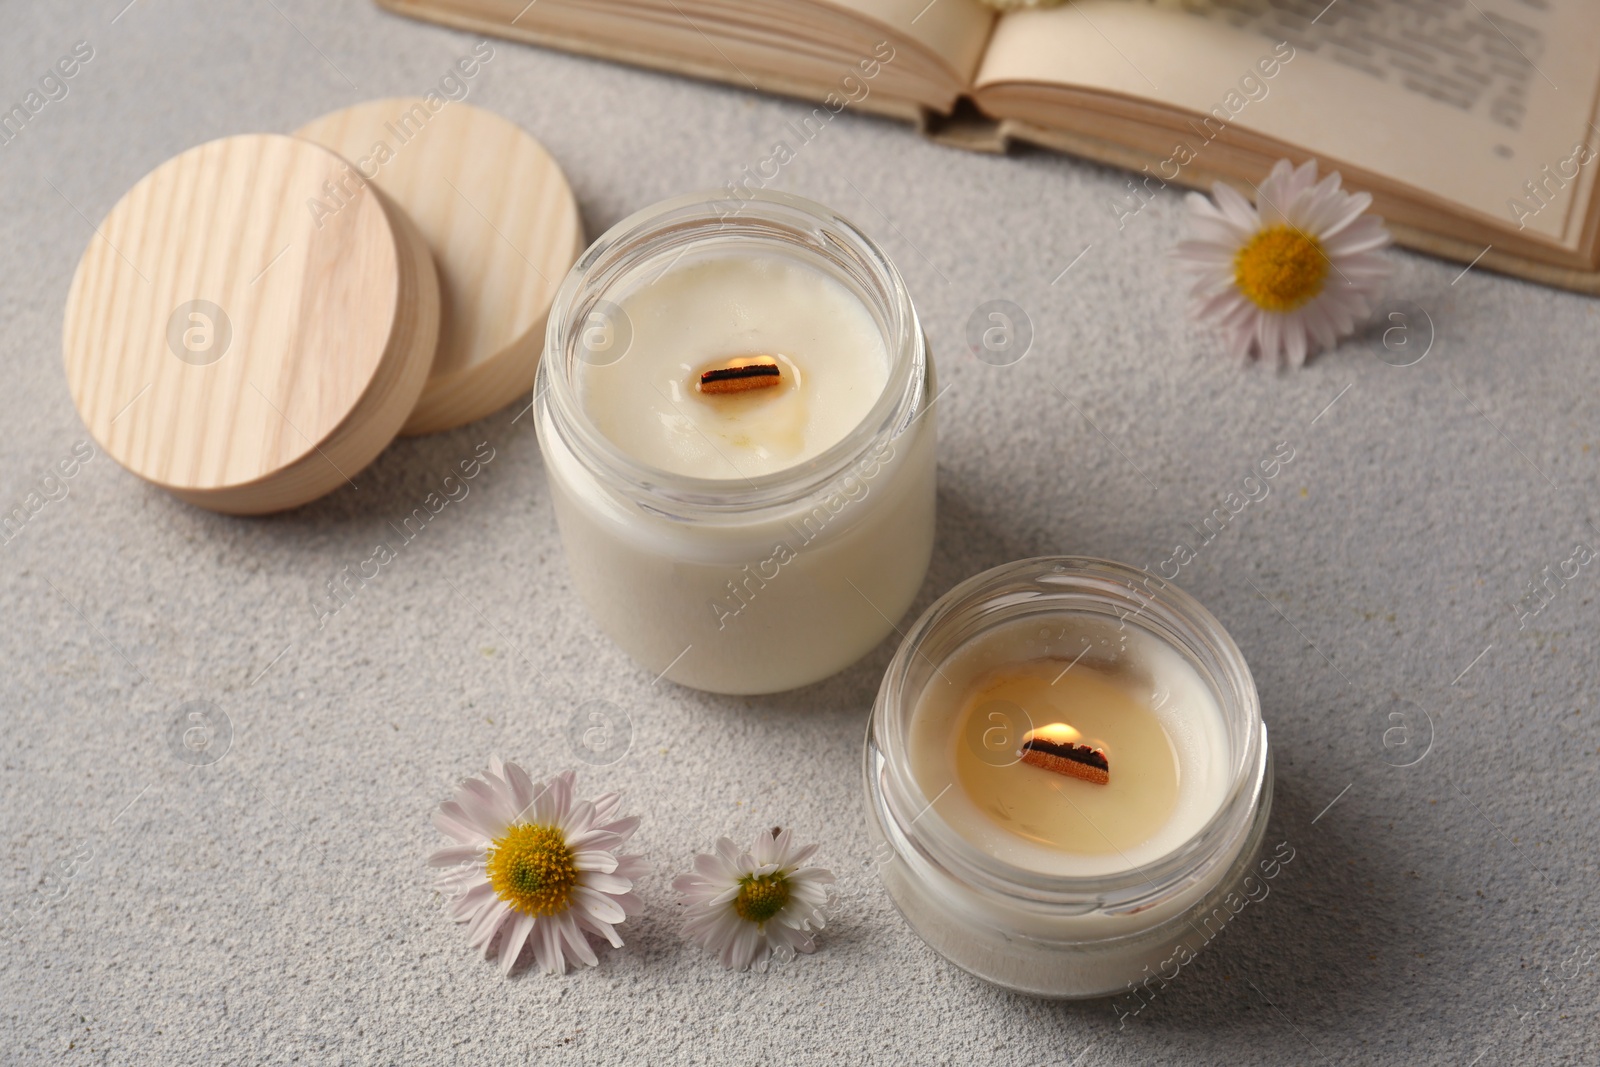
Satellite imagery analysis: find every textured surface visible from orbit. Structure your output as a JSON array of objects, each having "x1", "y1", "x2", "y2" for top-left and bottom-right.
[{"x1": 2, "y1": 2, "x2": 1598, "y2": 1064}]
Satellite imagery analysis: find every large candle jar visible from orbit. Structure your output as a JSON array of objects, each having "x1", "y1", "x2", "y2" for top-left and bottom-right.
[
  {"x1": 865, "y1": 558, "x2": 1273, "y2": 998},
  {"x1": 535, "y1": 191, "x2": 936, "y2": 695}
]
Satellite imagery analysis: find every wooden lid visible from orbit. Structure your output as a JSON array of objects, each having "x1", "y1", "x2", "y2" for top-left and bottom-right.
[
  {"x1": 295, "y1": 99, "x2": 582, "y2": 435},
  {"x1": 62, "y1": 133, "x2": 440, "y2": 514}
]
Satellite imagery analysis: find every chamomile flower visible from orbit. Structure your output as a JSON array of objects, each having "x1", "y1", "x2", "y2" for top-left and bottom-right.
[
  {"x1": 1175, "y1": 158, "x2": 1392, "y2": 366},
  {"x1": 428, "y1": 759, "x2": 647, "y2": 976},
  {"x1": 673, "y1": 828, "x2": 834, "y2": 972}
]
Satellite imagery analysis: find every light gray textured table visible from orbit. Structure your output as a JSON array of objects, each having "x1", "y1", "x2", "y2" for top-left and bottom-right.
[{"x1": 3, "y1": 2, "x2": 1598, "y2": 1064}]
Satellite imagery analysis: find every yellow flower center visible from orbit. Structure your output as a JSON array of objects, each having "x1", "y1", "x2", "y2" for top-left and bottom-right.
[
  {"x1": 486, "y1": 824, "x2": 578, "y2": 916},
  {"x1": 1233, "y1": 224, "x2": 1328, "y2": 312},
  {"x1": 733, "y1": 872, "x2": 791, "y2": 925}
]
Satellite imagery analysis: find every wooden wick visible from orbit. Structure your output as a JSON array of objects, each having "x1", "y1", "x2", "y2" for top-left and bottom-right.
[
  {"x1": 1019, "y1": 725, "x2": 1110, "y2": 785},
  {"x1": 698, "y1": 355, "x2": 781, "y2": 394}
]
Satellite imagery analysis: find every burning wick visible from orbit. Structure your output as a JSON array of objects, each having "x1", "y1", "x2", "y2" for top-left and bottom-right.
[
  {"x1": 1019, "y1": 723, "x2": 1110, "y2": 785},
  {"x1": 697, "y1": 355, "x2": 782, "y2": 394}
]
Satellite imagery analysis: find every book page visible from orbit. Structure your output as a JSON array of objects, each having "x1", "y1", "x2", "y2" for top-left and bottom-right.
[
  {"x1": 391, "y1": 0, "x2": 995, "y2": 111},
  {"x1": 818, "y1": 0, "x2": 996, "y2": 86},
  {"x1": 973, "y1": 0, "x2": 1600, "y2": 244}
]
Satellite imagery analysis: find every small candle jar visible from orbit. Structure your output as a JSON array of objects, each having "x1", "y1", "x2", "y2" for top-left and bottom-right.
[
  {"x1": 535, "y1": 191, "x2": 936, "y2": 694},
  {"x1": 864, "y1": 558, "x2": 1273, "y2": 999}
]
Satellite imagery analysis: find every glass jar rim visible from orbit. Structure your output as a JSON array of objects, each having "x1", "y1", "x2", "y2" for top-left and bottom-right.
[
  {"x1": 870, "y1": 556, "x2": 1270, "y2": 910},
  {"x1": 537, "y1": 189, "x2": 927, "y2": 516}
]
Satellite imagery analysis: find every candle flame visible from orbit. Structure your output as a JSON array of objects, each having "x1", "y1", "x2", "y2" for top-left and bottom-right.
[{"x1": 1022, "y1": 722, "x2": 1082, "y2": 748}]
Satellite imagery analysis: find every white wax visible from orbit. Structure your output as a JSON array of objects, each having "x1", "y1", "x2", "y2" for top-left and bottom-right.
[
  {"x1": 575, "y1": 252, "x2": 889, "y2": 479},
  {"x1": 539, "y1": 241, "x2": 936, "y2": 694}
]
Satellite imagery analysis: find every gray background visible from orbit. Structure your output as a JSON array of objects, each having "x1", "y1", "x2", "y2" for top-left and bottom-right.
[{"x1": 2, "y1": 1, "x2": 1596, "y2": 1064}]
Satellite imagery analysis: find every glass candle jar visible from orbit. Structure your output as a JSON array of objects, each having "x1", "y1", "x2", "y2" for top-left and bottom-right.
[
  {"x1": 535, "y1": 191, "x2": 936, "y2": 695},
  {"x1": 864, "y1": 557, "x2": 1273, "y2": 999}
]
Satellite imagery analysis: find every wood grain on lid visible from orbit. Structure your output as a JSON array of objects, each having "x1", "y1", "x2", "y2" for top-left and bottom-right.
[{"x1": 62, "y1": 133, "x2": 440, "y2": 513}]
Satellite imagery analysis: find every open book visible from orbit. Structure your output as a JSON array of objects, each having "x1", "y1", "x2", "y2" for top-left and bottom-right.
[{"x1": 376, "y1": 0, "x2": 1600, "y2": 294}]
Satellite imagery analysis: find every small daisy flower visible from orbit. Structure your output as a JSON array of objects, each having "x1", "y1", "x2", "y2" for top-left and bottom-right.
[
  {"x1": 1175, "y1": 158, "x2": 1392, "y2": 366},
  {"x1": 428, "y1": 759, "x2": 647, "y2": 976},
  {"x1": 674, "y1": 828, "x2": 835, "y2": 972}
]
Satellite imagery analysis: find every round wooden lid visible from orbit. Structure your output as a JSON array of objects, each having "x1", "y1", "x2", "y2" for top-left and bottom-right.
[
  {"x1": 295, "y1": 99, "x2": 582, "y2": 435},
  {"x1": 62, "y1": 133, "x2": 440, "y2": 514}
]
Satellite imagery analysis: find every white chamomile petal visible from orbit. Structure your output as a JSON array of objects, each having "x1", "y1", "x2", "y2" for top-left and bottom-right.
[
  {"x1": 1210, "y1": 181, "x2": 1260, "y2": 230},
  {"x1": 1284, "y1": 319, "x2": 1308, "y2": 367},
  {"x1": 576, "y1": 912, "x2": 625, "y2": 949},
  {"x1": 674, "y1": 828, "x2": 836, "y2": 972},
  {"x1": 1312, "y1": 190, "x2": 1371, "y2": 239},
  {"x1": 691, "y1": 851, "x2": 735, "y2": 882},
  {"x1": 572, "y1": 849, "x2": 620, "y2": 874},
  {"x1": 467, "y1": 899, "x2": 511, "y2": 952},
  {"x1": 433, "y1": 805, "x2": 483, "y2": 844},
  {"x1": 501, "y1": 760, "x2": 536, "y2": 814},
  {"x1": 500, "y1": 913, "x2": 536, "y2": 976},
  {"x1": 598, "y1": 813, "x2": 641, "y2": 839},
  {"x1": 1175, "y1": 158, "x2": 1393, "y2": 366},
  {"x1": 449, "y1": 881, "x2": 495, "y2": 921},
  {"x1": 566, "y1": 827, "x2": 623, "y2": 851},
  {"x1": 579, "y1": 871, "x2": 634, "y2": 895},
  {"x1": 1172, "y1": 237, "x2": 1236, "y2": 264},
  {"x1": 555, "y1": 913, "x2": 599, "y2": 968},
  {"x1": 428, "y1": 843, "x2": 485, "y2": 868},
  {"x1": 1194, "y1": 289, "x2": 1247, "y2": 322},
  {"x1": 427, "y1": 758, "x2": 646, "y2": 977},
  {"x1": 456, "y1": 778, "x2": 511, "y2": 836}
]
